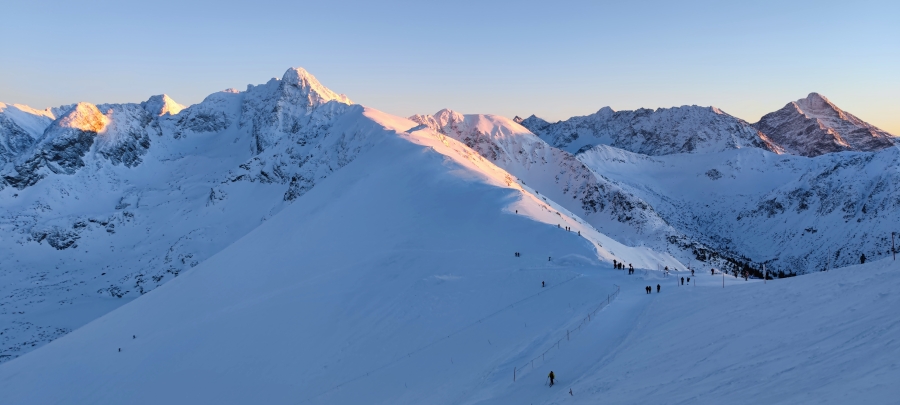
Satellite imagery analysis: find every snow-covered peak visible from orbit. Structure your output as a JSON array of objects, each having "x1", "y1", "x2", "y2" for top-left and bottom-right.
[
  {"x1": 753, "y1": 93, "x2": 895, "y2": 156},
  {"x1": 409, "y1": 109, "x2": 533, "y2": 142},
  {"x1": 0, "y1": 103, "x2": 57, "y2": 166},
  {"x1": 792, "y1": 92, "x2": 848, "y2": 121},
  {"x1": 141, "y1": 94, "x2": 185, "y2": 116},
  {"x1": 0, "y1": 102, "x2": 56, "y2": 120},
  {"x1": 514, "y1": 114, "x2": 550, "y2": 131},
  {"x1": 596, "y1": 106, "x2": 616, "y2": 116},
  {"x1": 279, "y1": 67, "x2": 352, "y2": 106},
  {"x1": 52, "y1": 102, "x2": 109, "y2": 135},
  {"x1": 0, "y1": 102, "x2": 56, "y2": 136}
]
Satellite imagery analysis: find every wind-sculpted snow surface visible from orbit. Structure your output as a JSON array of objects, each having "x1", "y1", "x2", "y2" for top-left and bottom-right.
[
  {"x1": 578, "y1": 144, "x2": 900, "y2": 275},
  {"x1": 517, "y1": 105, "x2": 781, "y2": 156},
  {"x1": 753, "y1": 92, "x2": 896, "y2": 157}
]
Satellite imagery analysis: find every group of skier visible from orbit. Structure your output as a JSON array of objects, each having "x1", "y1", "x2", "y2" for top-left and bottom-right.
[{"x1": 645, "y1": 284, "x2": 660, "y2": 294}]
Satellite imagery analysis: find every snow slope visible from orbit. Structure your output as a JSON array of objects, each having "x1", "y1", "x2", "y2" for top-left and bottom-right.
[
  {"x1": 467, "y1": 257, "x2": 900, "y2": 405},
  {"x1": 517, "y1": 105, "x2": 781, "y2": 156},
  {"x1": 410, "y1": 109, "x2": 720, "y2": 266},
  {"x1": 0, "y1": 106, "x2": 658, "y2": 405},
  {"x1": 753, "y1": 93, "x2": 896, "y2": 157}
]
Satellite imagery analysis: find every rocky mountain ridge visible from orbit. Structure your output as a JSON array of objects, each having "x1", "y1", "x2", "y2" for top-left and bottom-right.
[
  {"x1": 752, "y1": 92, "x2": 895, "y2": 157},
  {"x1": 517, "y1": 105, "x2": 782, "y2": 156}
]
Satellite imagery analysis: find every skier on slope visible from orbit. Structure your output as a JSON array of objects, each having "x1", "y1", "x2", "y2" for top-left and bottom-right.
[
  {"x1": 681, "y1": 277, "x2": 684, "y2": 285},
  {"x1": 548, "y1": 371, "x2": 555, "y2": 386},
  {"x1": 657, "y1": 284, "x2": 661, "y2": 293}
]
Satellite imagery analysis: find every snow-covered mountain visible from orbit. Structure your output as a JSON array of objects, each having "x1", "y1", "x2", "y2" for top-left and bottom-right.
[
  {"x1": 514, "y1": 94, "x2": 898, "y2": 274},
  {"x1": 517, "y1": 105, "x2": 782, "y2": 156},
  {"x1": 577, "y1": 144, "x2": 900, "y2": 275},
  {"x1": 0, "y1": 68, "x2": 381, "y2": 362},
  {"x1": 2, "y1": 67, "x2": 899, "y2": 405},
  {"x1": 410, "y1": 109, "x2": 726, "y2": 265},
  {"x1": 0, "y1": 68, "x2": 669, "y2": 364},
  {"x1": 0, "y1": 103, "x2": 56, "y2": 172},
  {"x1": 752, "y1": 92, "x2": 896, "y2": 157}
]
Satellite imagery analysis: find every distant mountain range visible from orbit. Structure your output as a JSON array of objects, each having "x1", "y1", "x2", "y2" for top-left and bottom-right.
[{"x1": 516, "y1": 93, "x2": 894, "y2": 157}]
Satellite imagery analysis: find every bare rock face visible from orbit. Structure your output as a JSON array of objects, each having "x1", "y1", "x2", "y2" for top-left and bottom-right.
[
  {"x1": 752, "y1": 93, "x2": 895, "y2": 157},
  {"x1": 519, "y1": 106, "x2": 781, "y2": 156}
]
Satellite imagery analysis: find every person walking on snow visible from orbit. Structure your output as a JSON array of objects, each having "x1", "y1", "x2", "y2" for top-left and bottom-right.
[
  {"x1": 657, "y1": 284, "x2": 661, "y2": 293},
  {"x1": 681, "y1": 277, "x2": 684, "y2": 285},
  {"x1": 548, "y1": 371, "x2": 555, "y2": 386}
]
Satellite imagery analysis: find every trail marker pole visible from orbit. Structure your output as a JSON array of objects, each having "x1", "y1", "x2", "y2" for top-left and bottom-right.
[
  {"x1": 893, "y1": 232, "x2": 896, "y2": 260},
  {"x1": 514, "y1": 367, "x2": 516, "y2": 382},
  {"x1": 722, "y1": 271, "x2": 724, "y2": 288},
  {"x1": 764, "y1": 263, "x2": 766, "y2": 284}
]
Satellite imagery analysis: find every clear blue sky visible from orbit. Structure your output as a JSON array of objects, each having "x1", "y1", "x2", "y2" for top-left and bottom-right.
[{"x1": 2, "y1": 0, "x2": 898, "y2": 133}]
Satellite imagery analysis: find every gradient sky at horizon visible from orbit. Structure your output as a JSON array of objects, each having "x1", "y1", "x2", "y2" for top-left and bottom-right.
[{"x1": 2, "y1": 0, "x2": 898, "y2": 133}]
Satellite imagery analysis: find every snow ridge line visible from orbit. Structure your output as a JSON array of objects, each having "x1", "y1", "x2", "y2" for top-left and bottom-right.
[
  {"x1": 302, "y1": 271, "x2": 585, "y2": 403},
  {"x1": 513, "y1": 284, "x2": 621, "y2": 380}
]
